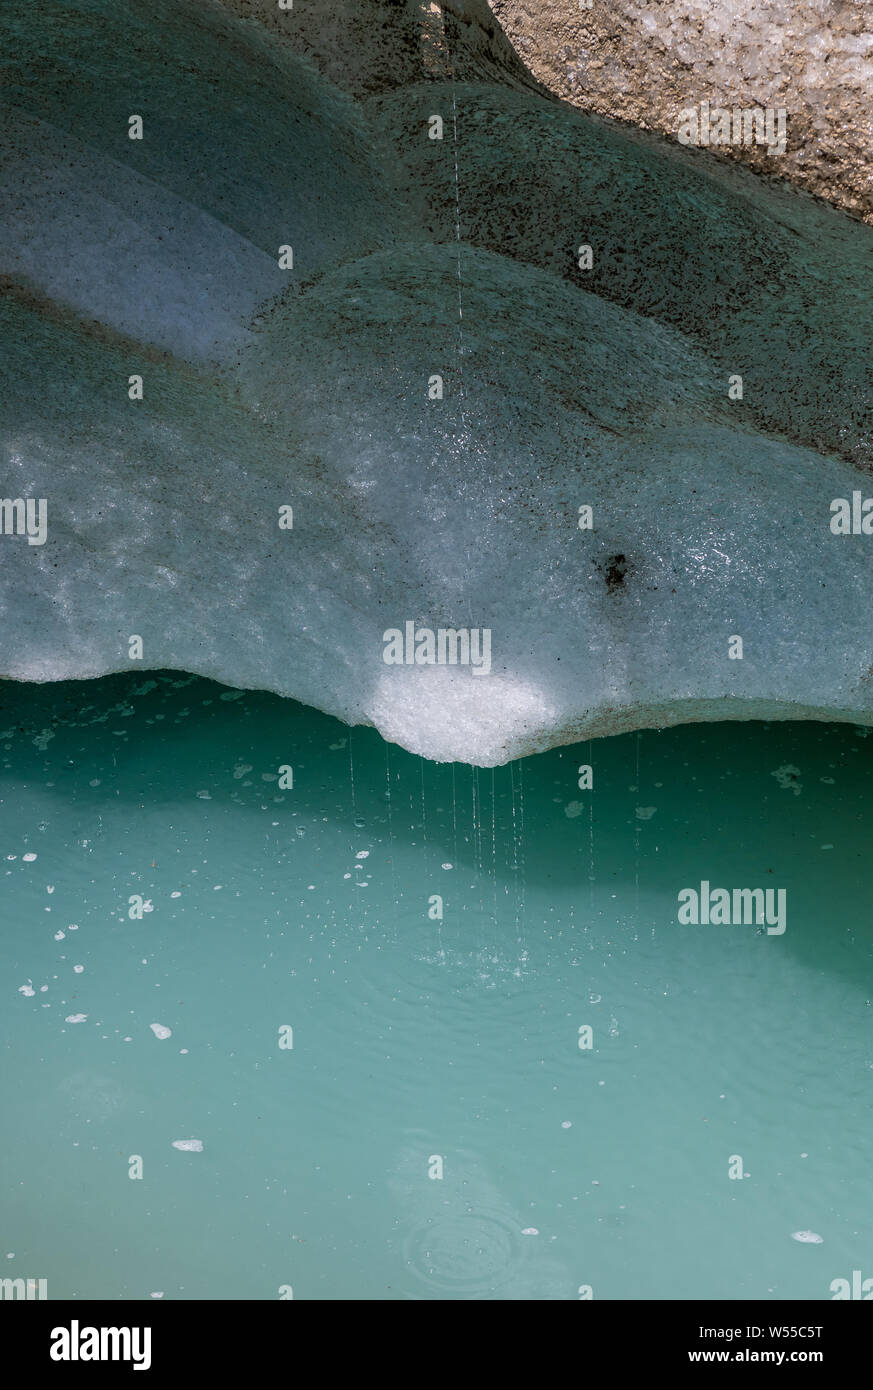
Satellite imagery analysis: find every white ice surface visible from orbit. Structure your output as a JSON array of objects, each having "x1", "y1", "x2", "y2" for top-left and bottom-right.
[{"x1": 1, "y1": 0, "x2": 872, "y2": 765}]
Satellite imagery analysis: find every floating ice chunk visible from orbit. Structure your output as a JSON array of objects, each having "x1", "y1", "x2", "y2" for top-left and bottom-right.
[
  {"x1": 18, "y1": 983, "x2": 35, "y2": 997},
  {"x1": 22, "y1": 853, "x2": 37, "y2": 862},
  {"x1": 150, "y1": 1023, "x2": 172, "y2": 1040},
  {"x1": 521, "y1": 1228, "x2": 540, "y2": 1236},
  {"x1": 771, "y1": 766, "x2": 803, "y2": 795},
  {"x1": 172, "y1": 1139, "x2": 203, "y2": 1152},
  {"x1": 65, "y1": 1014, "x2": 87, "y2": 1023},
  {"x1": 791, "y1": 1230, "x2": 823, "y2": 1244}
]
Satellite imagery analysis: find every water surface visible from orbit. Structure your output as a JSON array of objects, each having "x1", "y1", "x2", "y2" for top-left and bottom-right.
[{"x1": 1, "y1": 673, "x2": 870, "y2": 1299}]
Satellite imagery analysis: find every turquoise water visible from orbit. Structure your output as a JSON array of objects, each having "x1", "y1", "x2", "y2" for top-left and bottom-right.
[{"x1": 1, "y1": 672, "x2": 871, "y2": 1300}]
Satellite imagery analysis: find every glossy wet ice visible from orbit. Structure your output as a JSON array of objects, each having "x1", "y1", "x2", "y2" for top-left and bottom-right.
[{"x1": 1, "y1": 673, "x2": 870, "y2": 1299}]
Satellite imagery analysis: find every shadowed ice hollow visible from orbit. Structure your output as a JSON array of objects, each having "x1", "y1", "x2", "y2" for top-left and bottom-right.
[{"x1": 0, "y1": 0, "x2": 871, "y2": 764}]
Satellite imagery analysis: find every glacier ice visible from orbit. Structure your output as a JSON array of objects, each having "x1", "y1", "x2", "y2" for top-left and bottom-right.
[{"x1": 0, "y1": 0, "x2": 872, "y2": 765}]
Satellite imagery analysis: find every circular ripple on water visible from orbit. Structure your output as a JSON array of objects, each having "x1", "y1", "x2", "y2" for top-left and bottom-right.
[{"x1": 404, "y1": 1207, "x2": 524, "y2": 1298}]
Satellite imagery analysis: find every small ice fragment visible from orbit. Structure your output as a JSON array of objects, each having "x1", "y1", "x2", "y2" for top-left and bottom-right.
[
  {"x1": 172, "y1": 1139, "x2": 203, "y2": 1152},
  {"x1": 23, "y1": 853, "x2": 37, "y2": 862},
  {"x1": 150, "y1": 1023, "x2": 172, "y2": 1040},
  {"x1": 561, "y1": 1121, "x2": 572, "y2": 1129},
  {"x1": 771, "y1": 765, "x2": 802, "y2": 795},
  {"x1": 521, "y1": 1227, "x2": 539, "y2": 1236},
  {"x1": 791, "y1": 1230, "x2": 823, "y2": 1244},
  {"x1": 18, "y1": 983, "x2": 35, "y2": 997},
  {"x1": 355, "y1": 851, "x2": 369, "y2": 859},
  {"x1": 73, "y1": 965, "x2": 84, "y2": 974},
  {"x1": 54, "y1": 931, "x2": 65, "y2": 941},
  {"x1": 441, "y1": 863, "x2": 453, "y2": 870},
  {"x1": 196, "y1": 790, "x2": 211, "y2": 799},
  {"x1": 65, "y1": 1013, "x2": 87, "y2": 1023},
  {"x1": 635, "y1": 806, "x2": 657, "y2": 820},
  {"x1": 150, "y1": 1292, "x2": 164, "y2": 1299}
]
